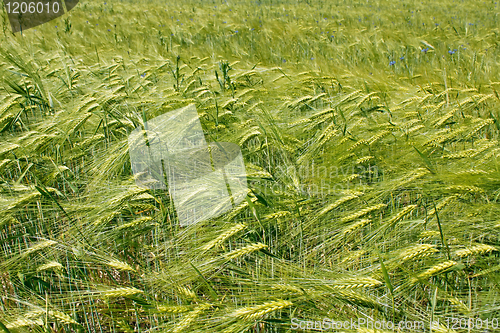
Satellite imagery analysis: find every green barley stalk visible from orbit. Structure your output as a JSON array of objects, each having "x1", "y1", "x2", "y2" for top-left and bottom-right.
[
  {"x1": 230, "y1": 300, "x2": 293, "y2": 320},
  {"x1": 202, "y1": 223, "x2": 247, "y2": 250}
]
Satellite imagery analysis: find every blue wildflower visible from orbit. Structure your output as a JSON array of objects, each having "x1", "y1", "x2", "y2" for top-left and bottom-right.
[
  {"x1": 400, "y1": 56, "x2": 404, "y2": 60},
  {"x1": 389, "y1": 61, "x2": 396, "y2": 66},
  {"x1": 422, "y1": 48, "x2": 429, "y2": 53}
]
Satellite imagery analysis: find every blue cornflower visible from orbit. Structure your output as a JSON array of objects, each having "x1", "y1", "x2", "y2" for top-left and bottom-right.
[
  {"x1": 108, "y1": 29, "x2": 111, "y2": 31},
  {"x1": 422, "y1": 48, "x2": 429, "y2": 53},
  {"x1": 141, "y1": 73, "x2": 146, "y2": 78},
  {"x1": 310, "y1": 57, "x2": 314, "y2": 60},
  {"x1": 235, "y1": 30, "x2": 238, "y2": 33},
  {"x1": 389, "y1": 61, "x2": 396, "y2": 66},
  {"x1": 283, "y1": 59, "x2": 286, "y2": 62},
  {"x1": 448, "y1": 49, "x2": 456, "y2": 55},
  {"x1": 400, "y1": 56, "x2": 404, "y2": 60}
]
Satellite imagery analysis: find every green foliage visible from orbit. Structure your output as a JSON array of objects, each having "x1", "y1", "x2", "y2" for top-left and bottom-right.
[{"x1": 0, "y1": 0, "x2": 499, "y2": 331}]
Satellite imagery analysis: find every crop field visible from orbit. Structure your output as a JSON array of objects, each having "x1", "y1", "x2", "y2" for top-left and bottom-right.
[{"x1": 0, "y1": 0, "x2": 500, "y2": 331}]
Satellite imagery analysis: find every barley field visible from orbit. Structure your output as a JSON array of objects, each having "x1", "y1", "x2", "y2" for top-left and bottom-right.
[{"x1": 0, "y1": 0, "x2": 500, "y2": 332}]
